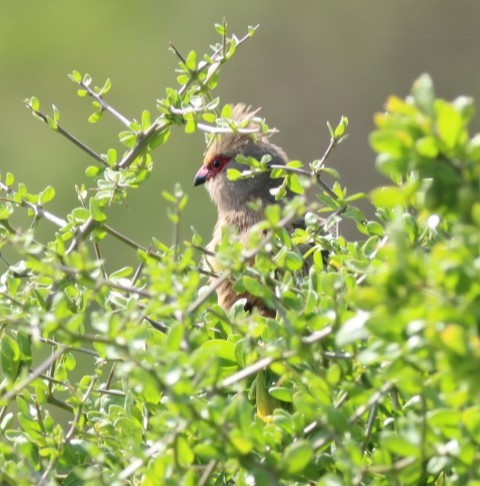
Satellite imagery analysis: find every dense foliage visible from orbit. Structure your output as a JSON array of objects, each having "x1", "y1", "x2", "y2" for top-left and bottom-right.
[{"x1": 1, "y1": 23, "x2": 479, "y2": 485}]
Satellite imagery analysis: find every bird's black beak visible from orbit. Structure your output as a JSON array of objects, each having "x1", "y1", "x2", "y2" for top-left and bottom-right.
[{"x1": 193, "y1": 166, "x2": 209, "y2": 186}]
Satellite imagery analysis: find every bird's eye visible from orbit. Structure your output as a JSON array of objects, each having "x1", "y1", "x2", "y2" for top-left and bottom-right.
[{"x1": 212, "y1": 158, "x2": 222, "y2": 169}]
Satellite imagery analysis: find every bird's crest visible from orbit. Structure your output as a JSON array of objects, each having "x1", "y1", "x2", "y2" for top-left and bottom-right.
[{"x1": 203, "y1": 103, "x2": 271, "y2": 162}]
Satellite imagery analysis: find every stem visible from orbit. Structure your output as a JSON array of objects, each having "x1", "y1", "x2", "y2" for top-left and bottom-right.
[
  {"x1": 79, "y1": 81, "x2": 132, "y2": 127},
  {"x1": 199, "y1": 461, "x2": 218, "y2": 486},
  {"x1": 103, "y1": 225, "x2": 162, "y2": 262},
  {"x1": 1, "y1": 347, "x2": 67, "y2": 403},
  {"x1": 221, "y1": 326, "x2": 334, "y2": 388},
  {"x1": 26, "y1": 106, "x2": 107, "y2": 166},
  {"x1": 66, "y1": 216, "x2": 96, "y2": 254},
  {"x1": 0, "y1": 181, "x2": 67, "y2": 228}
]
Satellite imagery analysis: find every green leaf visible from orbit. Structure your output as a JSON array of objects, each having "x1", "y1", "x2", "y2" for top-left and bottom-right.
[
  {"x1": 241, "y1": 276, "x2": 265, "y2": 298},
  {"x1": 149, "y1": 127, "x2": 171, "y2": 150},
  {"x1": 269, "y1": 387, "x2": 293, "y2": 402},
  {"x1": 382, "y1": 434, "x2": 421, "y2": 458},
  {"x1": 227, "y1": 168, "x2": 243, "y2": 181},
  {"x1": 462, "y1": 406, "x2": 480, "y2": 436},
  {"x1": 370, "y1": 186, "x2": 405, "y2": 208},
  {"x1": 85, "y1": 165, "x2": 102, "y2": 178},
  {"x1": 162, "y1": 191, "x2": 176, "y2": 203},
  {"x1": 176, "y1": 435, "x2": 195, "y2": 467},
  {"x1": 370, "y1": 130, "x2": 411, "y2": 158},
  {"x1": 177, "y1": 74, "x2": 189, "y2": 85},
  {"x1": 1, "y1": 333, "x2": 20, "y2": 381},
  {"x1": 101, "y1": 77, "x2": 112, "y2": 95},
  {"x1": 69, "y1": 70, "x2": 82, "y2": 83},
  {"x1": 82, "y1": 73, "x2": 92, "y2": 87},
  {"x1": 221, "y1": 104, "x2": 233, "y2": 119},
  {"x1": 88, "y1": 109, "x2": 104, "y2": 124},
  {"x1": 415, "y1": 136, "x2": 439, "y2": 158},
  {"x1": 229, "y1": 430, "x2": 253, "y2": 454},
  {"x1": 5, "y1": 172, "x2": 15, "y2": 186},
  {"x1": 89, "y1": 198, "x2": 107, "y2": 222},
  {"x1": 215, "y1": 22, "x2": 226, "y2": 36},
  {"x1": 326, "y1": 363, "x2": 342, "y2": 385},
  {"x1": 119, "y1": 130, "x2": 137, "y2": 148},
  {"x1": 185, "y1": 117, "x2": 196, "y2": 133},
  {"x1": 110, "y1": 266, "x2": 133, "y2": 279},
  {"x1": 440, "y1": 324, "x2": 467, "y2": 355},
  {"x1": 367, "y1": 221, "x2": 385, "y2": 237},
  {"x1": 284, "y1": 251, "x2": 304, "y2": 272},
  {"x1": 336, "y1": 311, "x2": 369, "y2": 346},
  {"x1": 412, "y1": 73, "x2": 435, "y2": 116},
  {"x1": 39, "y1": 185, "x2": 55, "y2": 204},
  {"x1": 287, "y1": 174, "x2": 304, "y2": 195},
  {"x1": 0, "y1": 203, "x2": 13, "y2": 219},
  {"x1": 334, "y1": 116, "x2": 349, "y2": 138},
  {"x1": 435, "y1": 100, "x2": 463, "y2": 149},
  {"x1": 52, "y1": 104, "x2": 60, "y2": 124},
  {"x1": 106, "y1": 149, "x2": 117, "y2": 166},
  {"x1": 343, "y1": 205, "x2": 365, "y2": 222},
  {"x1": 283, "y1": 440, "x2": 313, "y2": 474},
  {"x1": 27, "y1": 96, "x2": 40, "y2": 111},
  {"x1": 201, "y1": 339, "x2": 237, "y2": 363},
  {"x1": 185, "y1": 50, "x2": 197, "y2": 71},
  {"x1": 114, "y1": 416, "x2": 143, "y2": 444},
  {"x1": 264, "y1": 204, "x2": 281, "y2": 226}
]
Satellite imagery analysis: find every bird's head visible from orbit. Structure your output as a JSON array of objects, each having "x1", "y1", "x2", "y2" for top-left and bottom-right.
[{"x1": 194, "y1": 104, "x2": 288, "y2": 213}]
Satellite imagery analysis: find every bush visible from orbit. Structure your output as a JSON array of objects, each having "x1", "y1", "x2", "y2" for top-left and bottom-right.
[{"x1": 1, "y1": 22, "x2": 479, "y2": 485}]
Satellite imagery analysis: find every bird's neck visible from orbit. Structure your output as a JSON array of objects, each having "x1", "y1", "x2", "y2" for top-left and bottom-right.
[{"x1": 217, "y1": 207, "x2": 263, "y2": 233}]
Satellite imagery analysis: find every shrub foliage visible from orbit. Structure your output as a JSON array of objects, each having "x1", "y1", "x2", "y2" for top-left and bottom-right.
[{"x1": 1, "y1": 23, "x2": 479, "y2": 485}]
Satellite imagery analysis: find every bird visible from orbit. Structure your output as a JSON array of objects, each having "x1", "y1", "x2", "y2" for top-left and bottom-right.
[{"x1": 193, "y1": 104, "x2": 293, "y2": 314}]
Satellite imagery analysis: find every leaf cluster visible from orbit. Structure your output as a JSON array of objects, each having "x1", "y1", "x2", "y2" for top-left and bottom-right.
[{"x1": 0, "y1": 22, "x2": 479, "y2": 485}]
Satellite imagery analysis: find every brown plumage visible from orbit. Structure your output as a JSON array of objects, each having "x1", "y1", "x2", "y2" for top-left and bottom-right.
[{"x1": 194, "y1": 104, "x2": 290, "y2": 314}]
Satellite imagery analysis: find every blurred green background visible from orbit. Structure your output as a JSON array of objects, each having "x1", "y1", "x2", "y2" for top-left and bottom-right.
[{"x1": 1, "y1": 0, "x2": 480, "y2": 269}]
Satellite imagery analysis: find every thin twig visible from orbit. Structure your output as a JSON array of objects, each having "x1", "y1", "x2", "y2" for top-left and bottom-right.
[
  {"x1": 66, "y1": 216, "x2": 96, "y2": 254},
  {"x1": 40, "y1": 337, "x2": 99, "y2": 358},
  {"x1": 197, "y1": 123, "x2": 262, "y2": 134},
  {"x1": 199, "y1": 460, "x2": 218, "y2": 486},
  {"x1": 144, "y1": 316, "x2": 169, "y2": 334},
  {"x1": 105, "y1": 363, "x2": 116, "y2": 390},
  {"x1": 221, "y1": 356, "x2": 276, "y2": 388},
  {"x1": 1, "y1": 347, "x2": 67, "y2": 403},
  {"x1": 169, "y1": 42, "x2": 187, "y2": 65},
  {"x1": 26, "y1": 106, "x2": 107, "y2": 166},
  {"x1": 190, "y1": 243, "x2": 215, "y2": 257},
  {"x1": 221, "y1": 326, "x2": 334, "y2": 388},
  {"x1": 317, "y1": 135, "x2": 338, "y2": 169},
  {"x1": 93, "y1": 242, "x2": 108, "y2": 280},
  {"x1": 57, "y1": 264, "x2": 152, "y2": 298},
  {"x1": 0, "y1": 181, "x2": 67, "y2": 228},
  {"x1": 103, "y1": 225, "x2": 162, "y2": 262},
  {"x1": 79, "y1": 81, "x2": 132, "y2": 127},
  {"x1": 363, "y1": 456, "x2": 417, "y2": 475},
  {"x1": 47, "y1": 395, "x2": 74, "y2": 414},
  {"x1": 269, "y1": 163, "x2": 339, "y2": 201}
]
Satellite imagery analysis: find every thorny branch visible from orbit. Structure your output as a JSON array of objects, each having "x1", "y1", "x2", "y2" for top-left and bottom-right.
[
  {"x1": 25, "y1": 107, "x2": 107, "y2": 166},
  {"x1": 77, "y1": 79, "x2": 132, "y2": 127}
]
